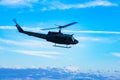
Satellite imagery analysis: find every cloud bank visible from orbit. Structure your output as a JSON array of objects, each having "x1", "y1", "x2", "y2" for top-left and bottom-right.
[
  {"x1": 13, "y1": 50, "x2": 62, "y2": 58},
  {"x1": 0, "y1": 0, "x2": 118, "y2": 10},
  {"x1": 0, "y1": 0, "x2": 38, "y2": 7},
  {"x1": 0, "y1": 38, "x2": 62, "y2": 58},
  {"x1": 112, "y1": 53, "x2": 120, "y2": 57},
  {"x1": 64, "y1": 30, "x2": 120, "y2": 35},
  {"x1": 41, "y1": 0, "x2": 118, "y2": 11}
]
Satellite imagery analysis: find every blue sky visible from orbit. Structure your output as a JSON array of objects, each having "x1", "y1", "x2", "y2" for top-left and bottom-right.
[{"x1": 0, "y1": 0, "x2": 120, "y2": 72}]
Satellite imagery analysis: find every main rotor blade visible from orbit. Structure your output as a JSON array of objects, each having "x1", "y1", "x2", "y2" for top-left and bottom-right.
[
  {"x1": 41, "y1": 27, "x2": 58, "y2": 30},
  {"x1": 61, "y1": 22, "x2": 78, "y2": 28},
  {"x1": 41, "y1": 22, "x2": 78, "y2": 30}
]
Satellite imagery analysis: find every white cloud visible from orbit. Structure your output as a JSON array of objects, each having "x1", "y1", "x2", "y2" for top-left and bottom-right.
[
  {"x1": 0, "y1": 38, "x2": 63, "y2": 58},
  {"x1": 0, "y1": 46, "x2": 4, "y2": 50},
  {"x1": 13, "y1": 50, "x2": 62, "y2": 58},
  {"x1": 64, "y1": 30, "x2": 120, "y2": 35},
  {"x1": 0, "y1": 26, "x2": 45, "y2": 33},
  {"x1": 0, "y1": 0, "x2": 38, "y2": 7},
  {"x1": 41, "y1": 0, "x2": 118, "y2": 11},
  {"x1": 112, "y1": 53, "x2": 120, "y2": 57},
  {"x1": 0, "y1": 0, "x2": 118, "y2": 10},
  {"x1": 77, "y1": 36, "x2": 104, "y2": 42},
  {"x1": 83, "y1": 0, "x2": 118, "y2": 7},
  {"x1": 0, "y1": 26, "x2": 16, "y2": 30},
  {"x1": 65, "y1": 66, "x2": 79, "y2": 72},
  {"x1": 76, "y1": 36, "x2": 115, "y2": 43},
  {"x1": 0, "y1": 38, "x2": 51, "y2": 48}
]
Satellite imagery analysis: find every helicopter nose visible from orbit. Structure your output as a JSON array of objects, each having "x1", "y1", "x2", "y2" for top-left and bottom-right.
[{"x1": 74, "y1": 39, "x2": 79, "y2": 44}]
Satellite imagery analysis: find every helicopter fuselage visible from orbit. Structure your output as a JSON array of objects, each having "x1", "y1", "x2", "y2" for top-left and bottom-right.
[{"x1": 46, "y1": 31, "x2": 78, "y2": 45}]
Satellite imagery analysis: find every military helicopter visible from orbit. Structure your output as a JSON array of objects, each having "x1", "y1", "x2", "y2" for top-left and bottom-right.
[{"x1": 13, "y1": 19, "x2": 78, "y2": 48}]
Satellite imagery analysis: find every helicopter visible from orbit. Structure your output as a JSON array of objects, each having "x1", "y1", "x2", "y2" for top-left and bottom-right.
[{"x1": 13, "y1": 19, "x2": 79, "y2": 48}]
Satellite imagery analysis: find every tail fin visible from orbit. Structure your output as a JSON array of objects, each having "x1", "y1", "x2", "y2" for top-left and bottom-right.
[{"x1": 13, "y1": 19, "x2": 24, "y2": 32}]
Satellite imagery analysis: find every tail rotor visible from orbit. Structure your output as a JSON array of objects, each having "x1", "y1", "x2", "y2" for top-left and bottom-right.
[{"x1": 13, "y1": 19, "x2": 24, "y2": 32}]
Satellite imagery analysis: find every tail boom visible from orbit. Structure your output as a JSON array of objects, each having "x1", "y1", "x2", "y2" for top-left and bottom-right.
[{"x1": 13, "y1": 19, "x2": 47, "y2": 40}]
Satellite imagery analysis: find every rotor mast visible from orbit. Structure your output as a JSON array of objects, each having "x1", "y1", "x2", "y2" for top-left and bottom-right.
[{"x1": 58, "y1": 26, "x2": 62, "y2": 33}]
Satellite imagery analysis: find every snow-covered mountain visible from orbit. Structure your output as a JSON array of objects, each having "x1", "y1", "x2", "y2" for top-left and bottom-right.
[{"x1": 0, "y1": 68, "x2": 120, "y2": 80}]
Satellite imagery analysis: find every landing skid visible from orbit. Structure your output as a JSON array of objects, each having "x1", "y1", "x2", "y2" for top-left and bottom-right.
[{"x1": 53, "y1": 44, "x2": 71, "y2": 48}]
